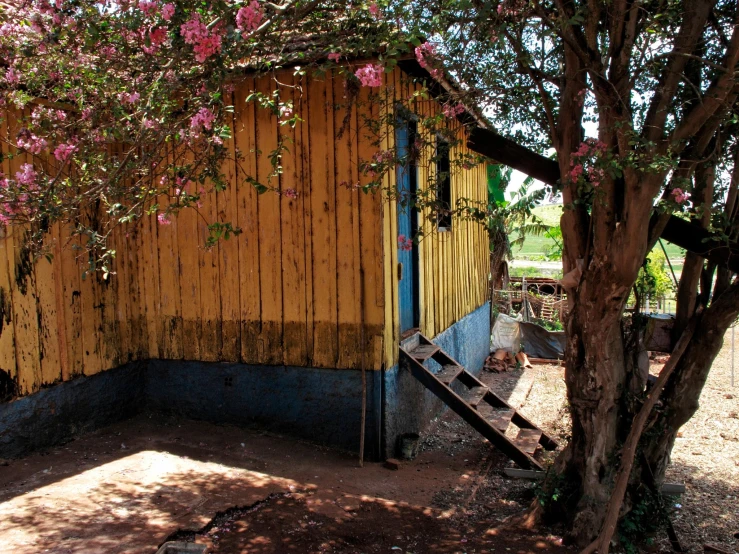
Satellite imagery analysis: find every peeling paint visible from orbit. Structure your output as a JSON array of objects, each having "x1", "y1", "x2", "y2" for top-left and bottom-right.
[{"x1": 0, "y1": 368, "x2": 17, "y2": 403}]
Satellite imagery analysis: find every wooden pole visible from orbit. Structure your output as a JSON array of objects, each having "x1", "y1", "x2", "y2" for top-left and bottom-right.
[{"x1": 359, "y1": 267, "x2": 367, "y2": 467}]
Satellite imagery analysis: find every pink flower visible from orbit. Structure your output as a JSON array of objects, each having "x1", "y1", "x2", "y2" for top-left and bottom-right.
[
  {"x1": 355, "y1": 64, "x2": 383, "y2": 87},
  {"x1": 190, "y1": 107, "x2": 215, "y2": 130},
  {"x1": 328, "y1": 52, "x2": 341, "y2": 63},
  {"x1": 398, "y1": 234, "x2": 413, "y2": 252},
  {"x1": 671, "y1": 188, "x2": 690, "y2": 204},
  {"x1": 283, "y1": 188, "x2": 298, "y2": 199},
  {"x1": 236, "y1": 1, "x2": 263, "y2": 34},
  {"x1": 180, "y1": 13, "x2": 222, "y2": 62},
  {"x1": 157, "y1": 213, "x2": 171, "y2": 225},
  {"x1": 569, "y1": 163, "x2": 583, "y2": 181},
  {"x1": 138, "y1": 0, "x2": 157, "y2": 16},
  {"x1": 143, "y1": 118, "x2": 157, "y2": 129},
  {"x1": 279, "y1": 103, "x2": 293, "y2": 118},
  {"x1": 5, "y1": 67, "x2": 20, "y2": 85},
  {"x1": 54, "y1": 142, "x2": 77, "y2": 162},
  {"x1": 143, "y1": 27, "x2": 168, "y2": 54},
  {"x1": 161, "y1": 3, "x2": 175, "y2": 20},
  {"x1": 415, "y1": 42, "x2": 436, "y2": 70},
  {"x1": 442, "y1": 103, "x2": 465, "y2": 119},
  {"x1": 368, "y1": 2, "x2": 380, "y2": 17},
  {"x1": 17, "y1": 131, "x2": 48, "y2": 155},
  {"x1": 15, "y1": 164, "x2": 38, "y2": 186},
  {"x1": 118, "y1": 91, "x2": 140, "y2": 104}
]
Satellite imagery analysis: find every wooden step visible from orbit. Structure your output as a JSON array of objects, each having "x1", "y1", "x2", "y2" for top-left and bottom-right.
[
  {"x1": 435, "y1": 364, "x2": 463, "y2": 385},
  {"x1": 460, "y1": 385, "x2": 488, "y2": 408},
  {"x1": 399, "y1": 332, "x2": 550, "y2": 470},
  {"x1": 477, "y1": 404, "x2": 514, "y2": 432},
  {"x1": 408, "y1": 344, "x2": 440, "y2": 362},
  {"x1": 431, "y1": 349, "x2": 461, "y2": 367},
  {"x1": 487, "y1": 409, "x2": 515, "y2": 433},
  {"x1": 515, "y1": 428, "x2": 542, "y2": 455}
]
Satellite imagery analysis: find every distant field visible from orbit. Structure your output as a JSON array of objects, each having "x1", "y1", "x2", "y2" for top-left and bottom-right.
[{"x1": 513, "y1": 204, "x2": 687, "y2": 262}]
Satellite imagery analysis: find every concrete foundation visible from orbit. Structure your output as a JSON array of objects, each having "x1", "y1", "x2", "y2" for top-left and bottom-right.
[
  {"x1": 383, "y1": 302, "x2": 491, "y2": 458},
  {"x1": 0, "y1": 303, "x2": 490, "y2": 461}
]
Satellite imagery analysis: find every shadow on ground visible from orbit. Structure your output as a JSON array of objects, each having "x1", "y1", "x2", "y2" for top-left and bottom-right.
[{"x1": 659, "y1": 461, "x2": 739, "y2": 554}]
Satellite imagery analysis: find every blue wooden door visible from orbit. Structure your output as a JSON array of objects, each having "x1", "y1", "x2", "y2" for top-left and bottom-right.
[{"x1": 396, "y1": 120, "x2": 420, "y2": 333}]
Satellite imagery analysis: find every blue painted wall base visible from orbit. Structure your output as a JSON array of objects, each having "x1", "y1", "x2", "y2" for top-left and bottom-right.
[
  {"x1": 0, "y1": 302, "x2": 490, "y2": 461},
  {"x1": 383, "y1": 302, "x2": 491, "y2": 458}
]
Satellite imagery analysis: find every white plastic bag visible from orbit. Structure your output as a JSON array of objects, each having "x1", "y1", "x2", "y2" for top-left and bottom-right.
[{"x1": 491, "y1": 313, "x2": 522, "y2": 353}]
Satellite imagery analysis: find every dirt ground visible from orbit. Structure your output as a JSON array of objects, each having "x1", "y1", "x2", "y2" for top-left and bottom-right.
[
  {"x1": 0, "y1": 333, "x2": 736, "y2": 554},
  {"x1": 513, "y1": 334, "x2": 739, "y2": 554},
  {"x1": 0, "y1": 402, "x2": 567, "y2": 554}
]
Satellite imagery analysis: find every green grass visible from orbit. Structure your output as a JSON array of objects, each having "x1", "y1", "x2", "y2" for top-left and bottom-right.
[
  {"x1": 513, "y1": 204, "x2": 688, "y2": 262},
  {"x1": 512, "y1": 204, "x2": 562, "y2": 260},
  {"x1": 509, "y1": 265, "x2": 563, "y2": 279}
]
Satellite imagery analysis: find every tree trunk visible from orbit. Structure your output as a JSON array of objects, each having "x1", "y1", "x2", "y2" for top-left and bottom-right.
[{"x1": 553, "y1": 260, "x2": 636, "y2": 545}]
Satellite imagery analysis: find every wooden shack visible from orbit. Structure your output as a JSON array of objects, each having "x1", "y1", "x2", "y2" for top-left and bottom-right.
[{"x1": 0, "y1": 59, "x2": 491, "y2": 460}]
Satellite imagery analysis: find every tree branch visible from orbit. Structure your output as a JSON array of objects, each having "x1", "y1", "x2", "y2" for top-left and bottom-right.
[{"x1": 643, "y1": 0, "x2": 716, "y2": 143}]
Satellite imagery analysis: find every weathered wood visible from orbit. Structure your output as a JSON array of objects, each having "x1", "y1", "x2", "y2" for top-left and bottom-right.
[
  {"x1": 502, "y1": 468, "x2": 687, "y2": 495},
  {"x1": 408, "y1": 344, "x2": 440, "y2": 362},
  {"x1": 461, "y1": 385, "x2": 489, "y2": 408},
  {"x1": 0, "y1": 68, "x2": 491, "y2": 397},
  {"x1": 280, "y1": 72, "x2": 308, "y2": 367},
  {"x1": 436, "y1": 364, "x2": 464, "y2": 385},
  {"x1": 157, "y1": 154, "x2": 184, "y2": 360},
  {"x1": 400, "y1": 344, "x2": 543, "y2": 470},
  {"x1": 233, "y1": 76, "x2": 261, "y2": 364},
  {"x1": 515, "y1": 428, "x2": 543, "y2": 455},
  {"x1": 335, "y1": 68, "x2": 361, "y2": 369},
  {"x1": 198, "y1": 172, "x2": 223, "y2": 363},
  {"x1": 309, "y1": 75, "x2": 338, "y2": 368}
]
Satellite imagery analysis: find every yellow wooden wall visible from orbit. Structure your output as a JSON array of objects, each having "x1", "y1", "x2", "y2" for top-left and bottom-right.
[
  {"x1": 381, "y1": 68, "x2": 490, "y2": 369},
  {"x1": 0, "y1": 66, "x2": 488, "y2": 399},
  {"x1": 0, "y1": 69, "x2": 387, "y2": 398}
]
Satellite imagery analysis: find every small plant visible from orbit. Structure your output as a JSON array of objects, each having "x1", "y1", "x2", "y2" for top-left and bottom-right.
[
  {"x1": 533, "y1": 317, "x2": 564, "y2": 332},
  {"x1": 617, "y1": 488, "x2": 669, "y2": 554}
]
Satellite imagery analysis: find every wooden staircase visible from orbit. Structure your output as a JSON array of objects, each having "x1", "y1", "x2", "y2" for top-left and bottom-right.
[{"x1": 399, "y1": 333, "x2": 558, "y2": 470}]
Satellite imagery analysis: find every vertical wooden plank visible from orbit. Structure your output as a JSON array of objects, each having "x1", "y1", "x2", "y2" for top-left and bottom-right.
[
  {"x1": 234, "y1": 77, "x2": 261, "y2": 364},
  {"x1": 125, "y1": 222, "x2": 145, "y2": 360},
  {"x1": 334, "y1": 69, "x2": 361, "y2": 369},
  {"x1": 59, "y1": 226, "x2": 84, "y2": 377},
  {"x1": 198, "y1": 179, "x2": 222, "y2": 362},
  {"x1": 300, "y1": 75, "x2": 315, "y2": 366},
  {"x1": 354, "y1": 75, "x2": 386, "y2": 371},
  {"x1": 157, "y1": 171, "x2": 184, "y2": 360},
  {"x1": 98, "y1": 228, "x2": 120, "y2": 370},
  {"x1": 0, "y1": 232, "x2": 17, "y2": 387},
  {"x1": 3, "y1": 114, "x2": 42, "y2": 392},
  {"x1": 217, "y1": 88, "x2": 241, "y2": 363},
  {"x1": 4, "y1": 228, "x2": 40, "y2": 394},
  {"x1": 0, "y1": 113, "x2": 17, "y2": 387},
  {"x1": 141, "y1": 211, "x2": 162, "y2": 359},
  {"x1": 35, "y1": 240, "x2": 62, "y2": 385},
  {"x1": 110, "y1": 224, "x2": 130, "y2": 366},
  {"x1": 381, "y1": 69, "x2": 399, "y2": 368},
  {"x1": 308, "y1": 75, "x2": 338, "y2": 368},
  {"x1": 255, "y1": 75, "x2": 283, "y2": 365},
  {"x1": 177, "y1": 201, "x2": 200, "y2": 360},
  {"x1": 280, "y1": 72, "x2": 309, "y2": 367},
  {"x1": 79, "y1": 245, "x2": 104, "y2": 376}
]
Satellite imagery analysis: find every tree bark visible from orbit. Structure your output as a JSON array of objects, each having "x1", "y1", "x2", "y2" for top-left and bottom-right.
[
  {"x1": 580, "y1": 313, "x2": 700, "y2": 554},
  {"x1": 555, "y1": 253, "x2": 637, "y2": 545}
]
